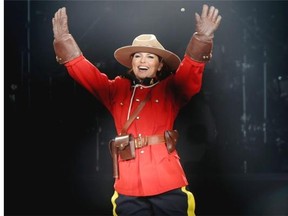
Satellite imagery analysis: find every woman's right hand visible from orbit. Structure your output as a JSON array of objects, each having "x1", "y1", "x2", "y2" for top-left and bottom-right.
[
  {"x1": 52, "y1": 7, "x2": 70, "y2": 40},
  {"x1": 52, "y1": 7, "x2": 82, "y2": 64}
]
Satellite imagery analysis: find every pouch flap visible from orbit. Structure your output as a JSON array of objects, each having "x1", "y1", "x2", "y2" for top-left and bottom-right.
[{"x1": 114, "y1": 134, "x2": 131, "y2": 150}]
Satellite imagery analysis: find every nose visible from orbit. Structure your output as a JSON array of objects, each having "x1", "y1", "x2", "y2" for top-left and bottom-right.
[{"x1": 140, "y1": 56, "x2": 146, "y2": 63}]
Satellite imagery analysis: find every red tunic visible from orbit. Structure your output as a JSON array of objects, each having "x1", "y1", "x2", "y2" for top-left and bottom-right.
[{"x1": 65, "y1": 54, "x2": 205, "y2": 196}]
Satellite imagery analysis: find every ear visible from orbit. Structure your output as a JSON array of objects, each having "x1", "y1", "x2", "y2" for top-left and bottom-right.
[{"x1": 158, "y1": 61, "x2": 164, "y2": 71}]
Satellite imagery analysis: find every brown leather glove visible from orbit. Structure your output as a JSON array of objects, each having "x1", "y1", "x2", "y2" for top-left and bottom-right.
[
  {"x1": 52, "y1": 7, "x2": 82, "y2": 64},
  {"x1": 186, "y1": 4, "x2": 222, "y2": 62}
]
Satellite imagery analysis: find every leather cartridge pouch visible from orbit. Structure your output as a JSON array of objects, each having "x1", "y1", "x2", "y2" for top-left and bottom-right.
[
  {"x1": 109, "y1": 134, "x2": 135, "y2": 160},
  {"x1": 109, "y1": 134, "x2": 135, "y2": 179},
  {"x1": 164, "y1": 130, "x2": 179, "y2": 153},
  {"x1": 114, "y1": 134, "x2": 135, "y2": 160}
]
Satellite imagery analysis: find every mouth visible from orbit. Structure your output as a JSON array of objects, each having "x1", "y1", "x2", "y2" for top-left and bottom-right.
[{"x1": 138, "y1": 66, "x2": 149, "y2": 72}]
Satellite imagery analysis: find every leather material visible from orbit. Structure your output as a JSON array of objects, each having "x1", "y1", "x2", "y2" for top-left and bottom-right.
[
  {"x1": 52, "y1": 8, "x2": 82, "y2": 64},
  {"x1": 109, "y1": 139, "x2": 119, "y2": 178},
  {"x1": 109, "y1": 131, "x2": 177, "y2": 178},
  {"x1": 186, "y1": 4, "x2": 222, "y2": 62},
  {"x1": 164, "y1": 130, "x2": 179, "y2": 153},
  {"x1": 134, "y1": 134, "x2": 165, "y2": 148},
  {"x1": 53, "y1": 34, "x2": 82, "y2": 64},
  {"x1": 120, "y1": 91, "x2": 151, "y2": 135},
  {"x1": 195, "y1": 4, "x2": 222, "y2": 38},
  {"x1": 185, "y1": 33, "x2": 213, "y2": 62},
  {"x1": 115, "y1": 134, "x2": 135, "y2": 160}
]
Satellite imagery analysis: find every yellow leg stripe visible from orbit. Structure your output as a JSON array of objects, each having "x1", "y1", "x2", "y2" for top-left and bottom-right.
[
  {"x1": 111, "y1": 190, "x2": 119, "y2": 216},
  {"x1": 181, "y1": 186, "x2": 196, "y2": 216}
]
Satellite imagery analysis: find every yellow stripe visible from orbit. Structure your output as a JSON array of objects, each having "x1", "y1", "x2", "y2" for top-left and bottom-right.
[
  {"x1": 181, "y1": 186, "x2": 196, "y2": 216},
  {"x1": 111, "y1": 190, "x2": 119, "y2": 216}
]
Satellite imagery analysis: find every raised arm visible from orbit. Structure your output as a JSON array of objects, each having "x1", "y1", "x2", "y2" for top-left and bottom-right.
[
  {"x1": 52, "y1": 7, "x2": 82, "y2": 64},
  {"x1": 185, "y1": 4, "x2": 222, "y2": 62}
]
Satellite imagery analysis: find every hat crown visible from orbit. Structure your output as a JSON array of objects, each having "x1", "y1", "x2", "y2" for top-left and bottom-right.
[{"x1": 132, "y1": 34, "x2": 165, "y2": 50}]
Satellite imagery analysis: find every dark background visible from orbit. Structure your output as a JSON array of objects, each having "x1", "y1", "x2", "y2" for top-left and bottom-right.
[{"x1": 4, "y1": 1, "x2": 288, "y2": 215}]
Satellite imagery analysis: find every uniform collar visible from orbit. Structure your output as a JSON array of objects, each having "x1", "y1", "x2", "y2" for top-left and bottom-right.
[{"x1": 122, "y1": 73, "x2": 159, "y2": 86}]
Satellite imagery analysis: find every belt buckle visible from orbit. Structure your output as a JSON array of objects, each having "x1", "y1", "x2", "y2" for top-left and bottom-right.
[{"x1": 135, "y1": 135, "x2": 143, "y2": 148}]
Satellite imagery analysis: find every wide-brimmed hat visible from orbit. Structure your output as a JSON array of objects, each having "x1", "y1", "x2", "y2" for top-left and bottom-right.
[{"x1": 114, "y1": 34, "x2": 181, "y2": 70}]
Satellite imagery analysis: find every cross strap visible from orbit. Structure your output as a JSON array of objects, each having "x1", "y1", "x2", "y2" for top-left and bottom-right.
[{"x1": 121, "y1": 91, "x2": 151, "y2": 135}]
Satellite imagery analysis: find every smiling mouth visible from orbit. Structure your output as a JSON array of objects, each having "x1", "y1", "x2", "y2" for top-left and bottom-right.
[{"x1": 138, "y1": 66, "x2": 149, "y2": 72}]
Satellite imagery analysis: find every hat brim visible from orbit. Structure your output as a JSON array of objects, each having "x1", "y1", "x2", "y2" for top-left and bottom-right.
[{"x1": 114, "y1": 46, "x2": 181, "y2": 70}]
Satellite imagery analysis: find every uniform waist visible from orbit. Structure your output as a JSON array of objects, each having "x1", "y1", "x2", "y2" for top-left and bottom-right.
[{"x1": 134, "y1": 134, "x2": 165, "y2": 148}]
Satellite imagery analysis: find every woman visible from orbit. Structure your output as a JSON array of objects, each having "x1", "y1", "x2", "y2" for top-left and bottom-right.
[{"x1": 52, "y1": 4, "x2": 221, "y2": 215}]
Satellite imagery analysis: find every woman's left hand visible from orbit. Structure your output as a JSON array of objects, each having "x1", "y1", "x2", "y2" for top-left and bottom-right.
[{"x1": 195, "y1": 4, "x2": 222, "y2": 38}]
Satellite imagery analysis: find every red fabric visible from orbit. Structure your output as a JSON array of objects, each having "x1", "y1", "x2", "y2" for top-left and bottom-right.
[{"x1": 65, "y1": 54, "x2": 205, "y2": 196}]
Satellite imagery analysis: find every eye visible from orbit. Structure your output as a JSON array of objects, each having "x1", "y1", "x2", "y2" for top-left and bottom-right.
[
  {"x1": 133, "y1": 53, "x2": 141, "y2": 58},
  {"x1": 148, "y1": 55, "x2": 155, "y2": 59}
]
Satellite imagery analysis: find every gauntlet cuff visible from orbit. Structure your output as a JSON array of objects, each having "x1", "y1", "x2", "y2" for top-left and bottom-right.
[
  {"x1": 53, "y1": 34, "x2": 82, "y2": 64},
  {"x1": 185, "y1": 33, "x2": 213, "y2": 62}
]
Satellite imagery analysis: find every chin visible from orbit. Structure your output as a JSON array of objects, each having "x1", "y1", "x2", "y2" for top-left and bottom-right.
[{"x1": 137, "y1": 76, "x2": 147, "y2": 80}]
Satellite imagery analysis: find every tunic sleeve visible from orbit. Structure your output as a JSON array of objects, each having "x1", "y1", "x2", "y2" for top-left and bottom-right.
[
  {"x1": 64, "y1": 55, "x2": 115, "y2": 111},
  {"x1": 173, "y1": 54, "x2": 205, "y2": 106}
]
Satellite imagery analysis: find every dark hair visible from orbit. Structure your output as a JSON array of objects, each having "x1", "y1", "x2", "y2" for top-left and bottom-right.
[{"x1": 157, "y1": 62, "x2": 175, "y2": 80}]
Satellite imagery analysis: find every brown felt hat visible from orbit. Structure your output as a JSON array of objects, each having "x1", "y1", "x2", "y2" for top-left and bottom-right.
[{"x1": 114, "y1": 34, "x2": 181, "y2": 70}]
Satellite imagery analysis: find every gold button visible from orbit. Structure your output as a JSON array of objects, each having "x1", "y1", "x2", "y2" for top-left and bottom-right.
[{"x1": 136, "y1": 116, "x2": 140, "y2": 120}]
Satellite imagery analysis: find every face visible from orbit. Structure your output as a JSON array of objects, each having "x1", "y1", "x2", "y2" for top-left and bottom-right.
[{"x1": 131, "y1": 52, "x2": 163, "y2": 80}]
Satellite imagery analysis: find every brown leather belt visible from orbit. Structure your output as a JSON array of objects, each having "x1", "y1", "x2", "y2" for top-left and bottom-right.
[
  {"x1": 109, "y1": 130, "x2": 178, "y2": 178},
  {"x1": 134, "y1": 134, "x2": 165, "y2": 148}
]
